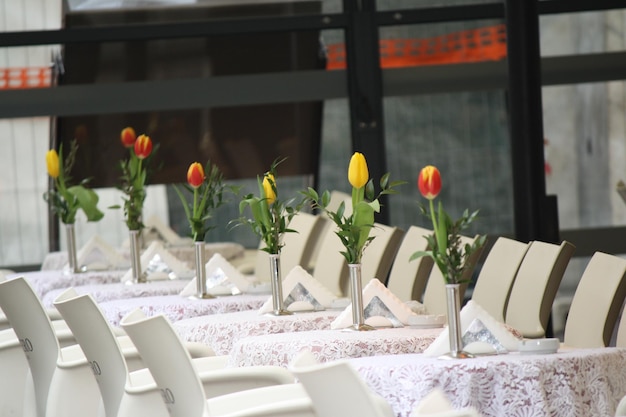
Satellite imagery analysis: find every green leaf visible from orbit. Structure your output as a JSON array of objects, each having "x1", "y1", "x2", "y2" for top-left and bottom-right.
[
  {"x1": 68, "y1": 185, "x2": 104, "y2": 222},
  {"x1": 353, "y1": 201, "x2": 374, "y2": 253}
]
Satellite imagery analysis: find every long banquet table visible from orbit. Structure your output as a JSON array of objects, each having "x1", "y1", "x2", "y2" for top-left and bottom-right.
[
  {"x1": 98, "y1": 294, "x2": 270, "y2": 327},
  {"x1": 6, "y1": 269, "x2": 127, "y2": 299},
  {"x1": 40, "y1": 280, "x2": 191, "y2": 308},
  {"x1": 172, "y1": 309, "x2": 344, "y2": 355},
  {"x1": 228, "y1": 327, "x2": 443, "y2": 367},
  {"x1": 349, "y1": 347, "x2": 626, "y2": 417}
]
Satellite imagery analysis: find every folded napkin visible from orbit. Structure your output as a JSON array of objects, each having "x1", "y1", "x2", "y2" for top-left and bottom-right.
[
  {"x1": 143, "y1": 215, "x2": 192, "y2": 247},
  {"x1": 330, "y1": 278, "x2": 417, "y2": 329},
  {"x1": 179, "y1": 253, "x2": 250, "y2": 297},
  {"x1": 121, "y1": 241, "x2": 192, "y2": 283},
  {"x1": 68, "y1": 235, "x2": 129, "y2": 271},
  {"x1": 411, "y1": 388, "x2": 483, "y2": 417},
  {"x1": 258, "y1": 266, "x2": 337, "y2": 314},
  {"x1": 423, "y1": 300, "x2": 522, "y2": 357}
]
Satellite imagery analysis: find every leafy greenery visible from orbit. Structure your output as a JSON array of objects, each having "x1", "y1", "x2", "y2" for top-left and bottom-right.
[
  {"x1": 232, "y1": 158, "x2": 305, "y2": 254},
  {"x1": 174, "y1": 160, "x2": 238, "y2": 242},
  {"x1": 43, "y1": 141, "x2": 104, "y2": 224},
  {"x1": 302, "y1": 172, "x2": 405, "y2": 264},
  {"x1": 410, "y1": 201, "x2": 486, "y2": 284}
]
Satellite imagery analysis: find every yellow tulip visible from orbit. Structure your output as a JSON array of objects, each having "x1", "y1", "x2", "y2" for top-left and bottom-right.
[
  {"x1": 348, "y1": 152, "x2": 369, "y2": 189},
  {"x1": 262, "y1": 173, "x2": 276, "y2": 205},
  {"x1": 46, "y1": 149, "x2": 60, "y2": 179}
]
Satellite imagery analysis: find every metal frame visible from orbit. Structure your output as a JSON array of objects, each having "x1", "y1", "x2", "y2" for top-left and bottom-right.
[{"x1": 0, "y1": 0, "x2": 625, "y2": 256}]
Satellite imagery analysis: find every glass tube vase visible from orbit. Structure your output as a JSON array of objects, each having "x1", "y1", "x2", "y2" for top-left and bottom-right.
[
  {"x1": 267, "y1": 253, "x2": 292, "y2": 316},
  {"x1": 65, "y1": 223, "x2": 80, "y2": 274},
  {"x1": 129, "y1": 229, "x2": 147, "y2": 284},
  {"x1": 191, "y1": 241, "x2": 214, "y2": 299},
  {"x1": 346, "y1": 263, "x2": 375, "y2": 331},
  {"x1": 442, "y1": 283, "x2": 473, "y2": 359}
]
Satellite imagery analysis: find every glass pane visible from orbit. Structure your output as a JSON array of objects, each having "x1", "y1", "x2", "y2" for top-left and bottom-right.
[
  {"x1": 540, "y1": 10, "x2": 626, "y2": 57},
  {"x1": 383, "y1": 91, "x2": 513, "y2": 237}
]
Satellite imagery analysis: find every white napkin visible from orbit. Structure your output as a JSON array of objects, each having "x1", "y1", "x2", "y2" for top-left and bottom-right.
[
  {"x1": 143, "y1": 215, "x2": 192, "y2": 247},
  {"x1": 121, "y1": 241, "x2": 192, "y2": 283},
  {"x1": 411, "y1": 388, "x2": 483, "y2": 417},
  {"x1": 68, "y1": 235, "x2": 129, "y2": 271},
  {"x1": 258, "y1": 266, "x2": 337, "y2": 314},
  {"x1": 423, "y1": 300, "x2": 522, "y2": 357},
  {"x1": 330, "y1": 278, "x2": 417, "y2": 329},
  {"x1": 179, "y1": 253, "x2": 250, "y2": 297}
]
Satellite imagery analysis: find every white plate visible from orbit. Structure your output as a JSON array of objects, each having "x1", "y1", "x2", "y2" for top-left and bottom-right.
[
  {"x1": 518, "y1": 338, "x2": 560, "y2": 355},
  {"x1": 407, "y1": 314, "x2": 446, "y2": 329}
]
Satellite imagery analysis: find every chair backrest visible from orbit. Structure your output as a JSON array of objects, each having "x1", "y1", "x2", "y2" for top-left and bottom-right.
[
  {"x1": 505, "y1": 240, "x2": 575, "y2": 338},
  {"x1": 0, "y1": 277, "x2": 59, "y2": 417},
  {"x1": 563, "y1": 252, "x2": 626, "y2": 348},
  {"x1": 121, "y1": 308, "x2": 206, "y2": 417},
  {"x1": 386, "y1": 226, "x2": 434, "y2": 302},
  {"x1": 340, "y1": 224, "x2": 404, "y2": 296},
  {"x1": 421, "y1": 235, "x2": 484, "y2": 318},
  {"x1": 312, "y1": 225, "x2": 349, "y2": 297},
  {"x1": 471, "y1": 236, "x2": 530, "y2": 322},
  {"x1": 53, "y1": 288, "x2": 128, "y2": 417},
  {"x1": 290, "y1": 351, "x2": 393, "y2": 417},
  {"x1": 254, "y1": 212, "x2": 327, "y2": 281}
]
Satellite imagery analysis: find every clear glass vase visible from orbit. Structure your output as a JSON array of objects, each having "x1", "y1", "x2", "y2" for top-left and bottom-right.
[
  {"x1": 443, "y1": 283, "x2": 473, "y2": 359},
  {"x1": 129, "y1": 229, "x2": 147, "y2": 284},
  {"x1": 267, "y1": 253, "x2": 292, "y2": 316},
  {"x1": 346, "y1": 263, "x2": 375, "y2": 331}
]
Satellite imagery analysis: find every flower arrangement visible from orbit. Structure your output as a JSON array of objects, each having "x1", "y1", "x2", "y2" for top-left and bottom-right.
[
  {"x1": 234, "y1": 158, "x2": 304, "y2": 255},
  {"x1": 174, "y1": 160, "x2": 235, "y2": 242},
  {"x1": 302, "y1": 152, "x2": 404, "y2": 264},
  {"x1": 410, "y1": 165, "x2": 486, "y2": 284},
  {"x1": 115, "y1": 127, "x2": 157, "y2": 231},
  {"x1": 44, "y1": 140, "x2": 104, "y2": 224}
]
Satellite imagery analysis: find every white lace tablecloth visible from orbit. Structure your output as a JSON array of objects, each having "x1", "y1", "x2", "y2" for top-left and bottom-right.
[
  {"x1": 173, "y1": 309, "x2": 343, "y2": 356},
  {"x1": 349, "y1": 348, "x2": 626, "y2": 417},
  {"x1": 98, "y1": 294, "x2": 269, "y2": 327},
  {"x1": 7, "y1": 269, "x2": 127, "y2": 299},
  {"x1": 41, "y1": 280, "x2": 190, "y2": 308},
  {"x1": 41, "y1": 242, "x2": 246, "y2": 271},
  {"x1": 229, "y1": 327, "x2": 442, "y2": 368}
]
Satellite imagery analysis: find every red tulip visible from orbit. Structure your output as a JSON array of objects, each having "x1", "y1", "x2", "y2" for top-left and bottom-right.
[
  {"x1": 418, "y1": 165, "x2": 442, "y2": 200},
  {"x1": 120, "y1": 127, "x2": 136, "y2": 148},
  {"x1": 187, "y1": 162, "x2": 205, "y2": 188},
  {"x1": 134, "y1": 134, "x2": 153, "y2": 159}
]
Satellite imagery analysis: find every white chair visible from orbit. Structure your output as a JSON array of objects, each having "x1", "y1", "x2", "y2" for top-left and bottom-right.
[
  {"x1": 422, "y1": 235, "x2": 484, "y2": 318},
  {"x1": 386, "y1": 225, "x2": 434, "y2": 302},
  {"x1": 0, "y1": 277, "x2": 100, "y2": 417},
  {"x1": 505, "y1": 240, "x2": 576, "y2": 338},
  {"x1": 253, "y1": 212, "x2": 328, "y2": 281},
  {"x1": 289, "y1": 350, "x2": 395, "y2": 417},
  {"x1": 562, "y1": 252, "x2": 626, "y2": 348},
  {"x1": 339, "y1": 223, "x2": 404, "y2": 296},
  {"x1": 470, "y1": 236, "x2": 530, "y2": 322},
  {"x1": 311, "y1": 224, "x2": 349, "y2": 297},
  {"x1": 120, "y1": 308, "x2": 316, "y2": 417},
  {"x1": 53, "y1": 288, "x2": 297, "y2": 417}
]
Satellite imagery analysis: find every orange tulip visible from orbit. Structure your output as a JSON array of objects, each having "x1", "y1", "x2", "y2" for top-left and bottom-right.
[
  {"x1": 120, "y1": 127, "x2": 136, "y2": 148},
  {"x1": 418, "y1": 165, "x2": 442, "y2": 200},
  {"x1": 187, "y1": 162, "x2": 205, "y2": 188},
  {"x1": 134, "y1": 134, "x2": 153, "y2": 159},
  {"x1": 262, "y1": 173, "x2": 276, "y2": 205}
]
